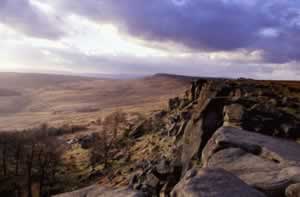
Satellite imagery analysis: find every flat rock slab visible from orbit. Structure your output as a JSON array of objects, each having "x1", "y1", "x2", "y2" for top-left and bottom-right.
[
  {"x1": 202, "y1": 127, "x2": 300, "y2": 196},
  {"x1": 171, "y1": 168, "x2": 266, "y2": 197},
  {"x1": 53, "y1": 185, "x2": 146, "y2": 197}
]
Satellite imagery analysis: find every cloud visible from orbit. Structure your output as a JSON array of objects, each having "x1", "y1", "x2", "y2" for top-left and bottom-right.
[
  {"x1": 14, "y1": 44, "x2": 297, "y2": 80},
  {"x1": 0, "y1": 0, "x2": 65, "y2": 39},
  {"x1": 58, "y1": 50, "x2": 300, "y2": 80},
  {"x1": 51, "y1": 0, "x2": 300, "y2": 63},
  {"x1": 1, "y1": 0, "x2": 299, "y2": 79}
]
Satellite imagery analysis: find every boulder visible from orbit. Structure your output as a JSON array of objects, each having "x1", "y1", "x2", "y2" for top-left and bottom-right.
[
  {"x1": 202, "y1": 127, "x2": 300, "y2": 197},
  {"x1": 131, "y1": 158, "x2": 182, "y2": 196},
  {"x1": 181, "y1": 82, "x2": 228, "y2": 172},
  {"x1": 223, "y1": 104, "x2": 244, "y2": 127},
  {"x1": 53, "y1": 185, "x2": 146, "y2": 197},
  {"x1": 171, "y1": 168, "x2": 266, "y2": 197},
  {"x1": 286, "y1": 183, "x2": 300, "y2": 197}
]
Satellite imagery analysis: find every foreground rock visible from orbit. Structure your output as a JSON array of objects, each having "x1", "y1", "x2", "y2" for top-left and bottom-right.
[
  {"x1": 181, "y1": 81, "x2": 230, "y2": 172},
  {"x1": 202, "y1": 127, "x2": 300, "y2": 196},
  {"x1": 130, "y1": 158, "x2": 182, "y2": 196},
  {"x1": 53, "y1": 185, "x2": 146, "y2": 197},
  {"x1": 171, "y1": 168, "x2": 266, "y2": 197},
  {"x1": 286, "y1": 183, "x2": 300, "y2": 197}
]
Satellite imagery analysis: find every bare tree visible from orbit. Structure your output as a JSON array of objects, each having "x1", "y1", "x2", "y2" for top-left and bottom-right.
[
  {"x1": 90, "y1": 111, "x2": 127, "y2": 170},
  {"x1": 0, "y1": 133, "x2": 15, "y2": 177},
  {"x1": 0, "y1": 126, "x2": 64, "y2": 197},
  {"x1": 14, "y1": 132, "x2": 25, "y2": 176},
  {"x1": 36, "y1": 139, "x2": 62, "y2": 197},
  {"x1": 25, "y1": 141, "x2": 35, "y2": 197},
  {"x1": 0, "y1": 134, "x2": 8, "y2": 177}
]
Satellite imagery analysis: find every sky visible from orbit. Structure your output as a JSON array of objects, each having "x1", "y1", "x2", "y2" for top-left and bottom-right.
[{"x1": 0, "y1": 0, "x2": 300, "y2": 80}]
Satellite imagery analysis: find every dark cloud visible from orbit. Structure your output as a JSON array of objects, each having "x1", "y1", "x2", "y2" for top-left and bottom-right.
[
  {"x1": 53, "y1": 0, "x2": 300, "y2": 63},
  {"x1": 0, "y1": 0, "x2": 64, "y2": 39}
]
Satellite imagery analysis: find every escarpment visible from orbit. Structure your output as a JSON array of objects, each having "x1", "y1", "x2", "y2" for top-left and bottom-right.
[{"x1": 56, "y1": 79, "x2": 300, "y2": 197}]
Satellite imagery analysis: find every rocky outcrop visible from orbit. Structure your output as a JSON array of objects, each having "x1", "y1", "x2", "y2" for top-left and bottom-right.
[
  {"x1": 180, "y1": 81, "x2": 230, "y2": 172},
  {"x1": 131, "y1": 80, "x2": 300, "y2": 196},
  {"x1": 53, "y1": 185, "x2": 146, "y2": 197},
  {"x1": 286, "y1": 183, "x2": 300, "y2": 197},
  {"x1": 55, "y1": 79, "x2": 300, "y2": 197},
  {"x1": 202, "y1": 127, "x2": 300, "y2": 197},
  {"x1": 130, "y1": 158, "x2": 182, "y2": 196},
  {"x1": 171, "y1": 168, "x2": 266, "y2": 197},
  {"x1": 242, "y1": 102, "x2": 300, "y2": 138},
  {"x1": 127, "y1": 79, "x2": 300, "y2": 196}
]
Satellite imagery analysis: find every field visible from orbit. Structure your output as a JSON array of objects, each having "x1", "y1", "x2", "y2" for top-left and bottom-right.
[{"x1": 0, "y1": 73, "x2": 191, "y2": 131}]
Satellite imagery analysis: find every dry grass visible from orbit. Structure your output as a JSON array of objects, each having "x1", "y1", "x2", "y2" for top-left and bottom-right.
[{"x1": 0, "y1": 73, "x2": 190, "y2": 131}]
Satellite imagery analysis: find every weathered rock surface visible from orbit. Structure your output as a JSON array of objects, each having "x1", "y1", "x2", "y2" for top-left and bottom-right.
[
  {"x1": 286, "y1": 183, "x2": 300, "y2": 197},
  {"x1": 126, "y1": 79, "x2": 300, "y2": 196},
  {"x1": 130, "y1": 158, "x2": 182, "y2": 196},
  {"x1": 171, "y1": 168, "x2": 266, "y2": 197},
  {"x1": 242, "y1": 102, "x2": 300, "y2": 138},
  {"x1": 53, "y1": 185, "x2": 146, "y2": 197},
  {"x1": 181, "y1": 82, "x2": 230, "y2": 172},
  {"x1": 223, "y1": 104, "x2": 244, "y2": 127},
  {"x1": 202, "y1": 127, "x2": 300, "y2": 196}
]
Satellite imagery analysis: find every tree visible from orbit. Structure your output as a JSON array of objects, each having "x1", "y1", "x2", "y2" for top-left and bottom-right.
[
  {"x1": 0, "y1": 126, "x2": 65, "y2": 197},
  {"x1": 25, "y1": 141, "x2": 35, "y2": 197},
  {"x1": 14, "y1": 132, "x2": 25, "y2": 176},
  {"x1": 37, "y1": 139, "x2": 62, "y2": 197},
  {"x1": 90, "y1": 111, "x2": 127, "y2": 170},
  {"x1": 0, "y1": 133, "x2": 8, "y2": 177},
  {"x1": 0, "y1": 133, "x2": 15, "y2": 177}
]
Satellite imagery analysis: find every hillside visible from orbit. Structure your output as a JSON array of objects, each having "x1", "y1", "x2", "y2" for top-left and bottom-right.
[
  {"x1": 52, "y1": 78, "x2": 300, "y2": 197},
  {"x1": 0, "y1": 73, "x2": 191, "y2": 131}
]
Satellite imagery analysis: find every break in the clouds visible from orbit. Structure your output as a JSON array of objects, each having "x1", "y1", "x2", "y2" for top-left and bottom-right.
[{"x1": 0, "y1": 0, "x2": 300, "y2": 79}]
